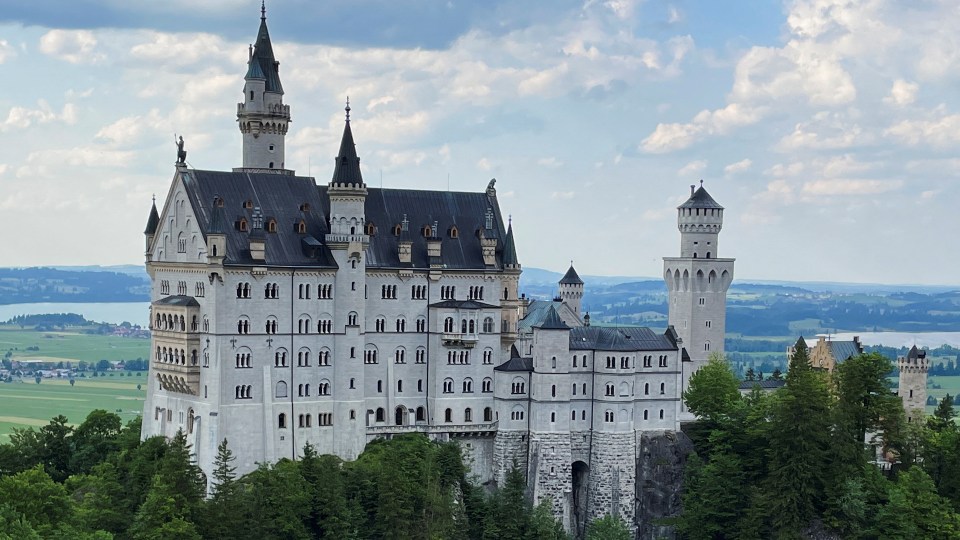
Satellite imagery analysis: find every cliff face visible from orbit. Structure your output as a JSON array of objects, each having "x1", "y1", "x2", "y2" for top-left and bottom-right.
[{"x1": 634, "y1": 431, "x2": 695, "y2": 540}]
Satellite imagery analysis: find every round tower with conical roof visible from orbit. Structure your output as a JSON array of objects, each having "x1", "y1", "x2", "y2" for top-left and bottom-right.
[
  {"x1": 558, "y1": 263, "x2": 584, "y2": 318},
  {"x1": 663, "y1": 182, "x2": 735, "y2": 418},
  {"x1": 898, "y1": 345, "x2": 929, "y2": 423},
  {"x1": 237, "y1": 3, "x2": 291, "y2": 172}
]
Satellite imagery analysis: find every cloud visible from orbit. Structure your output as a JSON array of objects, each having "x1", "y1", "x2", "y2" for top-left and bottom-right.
[
  {"x1": 641, "y1": 103, "x2": 765, "y2": 153},
  {"x1": 884, "y1": 79, "x2": 918, "y2": 106},
  {"x1": 777, "y1": 112, "x2": 865, "y2": 151},
  {"x1": 476, "y1": 158, "x2": 493, "y2": 171},
  {"x1": 723, "y1": 159, "x2": 752, "y2": 176},
  {"x1": 0, "y1": 100, "x2": 77, "y2": 131},
  {"x1": 39, "y1": 30, "x2": 100, "y2": 64},
  {"x1": 677, "y1": 159, "x2": 706, "y2": 177},
  {"x1": 0, "y1": 40, "x2": 15, "y2": 63},
  {"x1": 537, "y1": 157, "x2": 563, "y2": 168},
  {"x1": 551, "y1": 191, "x2": 575, "y2": 200},
  {"x1": 801, "y1": 179, "x2": 902, "y2": 196},
  {"x1": 884, "y1": 113, "x2": 960, "y2": 147},
  {"x1": 16, "y1": 146, "x2": 136, "y2": 178}
]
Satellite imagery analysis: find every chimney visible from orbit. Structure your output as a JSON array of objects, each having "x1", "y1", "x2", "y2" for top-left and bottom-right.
[{"x1": 690, "y1": 184, "x2": 695, "y2": 196}]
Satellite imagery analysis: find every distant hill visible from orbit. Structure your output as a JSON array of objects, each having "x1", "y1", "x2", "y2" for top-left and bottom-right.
[{"x1": 0, "y1": 267, "x2": 149, "y2": 304}]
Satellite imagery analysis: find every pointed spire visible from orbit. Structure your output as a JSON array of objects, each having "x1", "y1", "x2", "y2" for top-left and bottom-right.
[
  {"x1": 245, "y1": 2, "x2": 283, "y2": 93},
  {"x1": 330, "y1": 102, "x2": 364, "y2": 187},
  {"x1": 502, "y1": 221, "x2": 519, "y2": 266},
  {"x1": 144, "y1": 197, "x2": 160, "y2": 235},
  {"x1": 560, "y1": 263, "x2": 583, "y2": 285},
  {"x1": 536, "y1": 305, "x2": 569, "y2": 330}
]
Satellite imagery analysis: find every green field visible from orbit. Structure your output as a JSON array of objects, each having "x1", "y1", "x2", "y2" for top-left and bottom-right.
[
  {"x1": 0, "y1": 377, "x2": 146, "y2": 439},
  {"x1": 0, "y1": 327, "x2": 150, "y2": 365},
  {"x1": 929, "y1": 375, "x2": 960, "y2": 414}
]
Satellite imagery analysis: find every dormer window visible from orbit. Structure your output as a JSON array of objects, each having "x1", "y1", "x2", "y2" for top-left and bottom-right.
[
  {"x1": 365, "y1": 222, "x2": 376, "y2": 236},
  {"x1": 422, "y1": 225, "x2": 432, "y2": 238},
  {"x1": 267, "y1": 219, "x2": 277, "y2": 233},
  {"x1": 299, "y1": 203, "x2": 310, "y2": 212},
  {"x1": 296, "y1": 220, "x2": 306, "y2": 234},
  {"x1": 393, "y1": 224, "x2": 402, "y2": 236},
  {"x1": 449, "y1": 225, "x2": 459, "y2": 239},
  {"x1": 243, "y1": 199, "x2": 253, "y2": 210},
  {"x1": 238, "y1": 218, "x2": 248, "y2": 232},
  {"x1": 214, "y1": 196, "x2": 224, "y2": 208}
]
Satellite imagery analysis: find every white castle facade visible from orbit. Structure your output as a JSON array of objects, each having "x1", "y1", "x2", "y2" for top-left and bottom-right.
[{"x1": 141, "y1": 8, "x2": 734, "y2": 537}]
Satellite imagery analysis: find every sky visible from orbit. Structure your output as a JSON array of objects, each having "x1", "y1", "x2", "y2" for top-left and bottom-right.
[{"x1": 0, "y1": 0, "x2": 958, "y2": 286}]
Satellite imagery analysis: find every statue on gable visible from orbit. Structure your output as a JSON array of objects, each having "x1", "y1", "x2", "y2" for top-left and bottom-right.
[{"x1": 175, "y1": 135, "x2": 187, "y2": 164}]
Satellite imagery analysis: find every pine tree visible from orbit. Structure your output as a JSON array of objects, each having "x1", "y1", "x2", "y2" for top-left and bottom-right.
[
  {"x1": 586, "y1": 513, "x2": 631, "y2": 540},
  {"x1": 202, "y1": 438, "x2": 246, "y2": 539},
  {"x1": 766, "y1": 339, "x2": 834, "y2": 537},
  {"x1": 526, "y1": 499, "x2": 566, "y2": 540},
  {"x1": 683, "y1": 352, "x2": 742, "y2": 423}
]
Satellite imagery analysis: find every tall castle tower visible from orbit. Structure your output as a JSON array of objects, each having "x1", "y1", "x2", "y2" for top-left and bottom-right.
[
  {"x1": 663, "y1": 182, "x2": 735, "y2": 408},
  {"x1": 898, "y1": 345, "x2": 929, "y2": 423},
  {"x1": 558, "y1": 264, "x2": 584, "y2": 318},
  {"x1": 236, "y1": 2, "x2": 291, "y2": 172}
]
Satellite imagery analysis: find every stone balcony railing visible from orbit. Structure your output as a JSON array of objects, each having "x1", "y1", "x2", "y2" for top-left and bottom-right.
[
  {"x1": 441, "y1": 333, "x2": 478, "y2": 348},
  {"x1": 324, "y1": 233, "x2": 369, "y2": 244},
  {"x1": 366, "y1": 422, "x2": 497, "y2": 437}
]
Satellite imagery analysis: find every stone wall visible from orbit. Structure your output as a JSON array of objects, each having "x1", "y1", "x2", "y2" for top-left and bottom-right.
[
  {"x1": 589, "y1": 432, "x2": 637, "y2": 526},
  {"x1": 493, "y1": 430, "x2": 529, "y2": 486}
]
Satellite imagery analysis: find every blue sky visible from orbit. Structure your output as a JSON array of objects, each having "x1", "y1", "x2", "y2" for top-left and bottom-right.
[{"x1": 1, "y1": 0, "x2": 958, "y2": 285}]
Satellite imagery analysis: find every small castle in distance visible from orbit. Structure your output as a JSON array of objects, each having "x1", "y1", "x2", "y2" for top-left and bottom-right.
[{"x1": 140, "y1": 6, "x2": 734, "y2": 537}]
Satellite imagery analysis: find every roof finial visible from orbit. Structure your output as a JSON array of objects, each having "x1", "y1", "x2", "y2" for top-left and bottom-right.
[
  {"x1": 261, "y1": 0, "x2": 266, "y2": 20},
  {"x1": 345, "y1": 96, "x2": 351, "y2": 122},
  {"x1": 152, "y1": 194, "x2": 156, "y2": 204},
  {"x1": 700, "y1": 179, "x2": 704, "y2": 187},
  {"x1": 508, "y1": 214, "x2": 512, "y2": 226}
]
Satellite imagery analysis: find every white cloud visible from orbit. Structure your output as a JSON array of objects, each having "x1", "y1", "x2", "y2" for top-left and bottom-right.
[
  {"x1": 641, "y1": 103, "x2": 765, "y2": 153},
  {"x1": 16, "y1": 146, "x2": 136, "y2": 178},
  {"x1": 476, "y1": 158, "x2": 493, "y2": 171},
  {"x1": 39, "y1": 30, "x2": 100, "y2": 64},
  {"x1": 777, "y1": 112, "x2": 865, "y2": 151},
  {"x1": 0, "y1": 100, "x2": 77, "y2": 131},
  {"x1": 551, "y1": 191, "x2": 575, "y2": 200},
  {"x1": 723, "y1": 159, "x2": 752, "y2": 176},
  {"x1": 537, "y1": 157, "x2": 563, "y2": 168},
  {"x1": 884, "y1": 113, "x2": 960, "y2": 147},
  {"x1": 0, "y1": 164, "x2": 7, "y2": 177},
  {"x1": 884, "y1": 79, "x2": 919, "y2": 106},
  {"x1": 677, "y1": 159, "x2": 706, "y2": 177},
  {"x1": 0, "y1": 40, "x2": 15, "y2": 63},
  {"x1": 801, "y1": 179, "x2": 902, "y2": 196}
]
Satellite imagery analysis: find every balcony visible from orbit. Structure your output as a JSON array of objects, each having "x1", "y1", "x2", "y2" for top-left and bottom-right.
[
  {"x1": 442, "y1": 333, "x2": 478, "y2": 348},
  {"x1": 153, "y1": 360, "x2": 201, "y2": 395},
  {"x1": 366, "y1": 422, "x2": 497, "y2": 438}
]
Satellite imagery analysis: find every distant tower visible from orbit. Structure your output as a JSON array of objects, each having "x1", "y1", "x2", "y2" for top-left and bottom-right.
[
  {"x1": 663, "y1": 182, "x2": 735, "y2": 412},
  {"x1": 898, "y1": 346, "x2": 929, "y2": 423},
  {"x1": 236, "y1": 2, "x2": 291, "y2": 171},
  {"x1": 558, "y1": 263, "x2": 584, "y2": 318}
]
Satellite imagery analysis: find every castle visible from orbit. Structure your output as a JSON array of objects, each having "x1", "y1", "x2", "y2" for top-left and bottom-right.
[{"x1": 140, "y1": 7, "x2": 733, "y2": 536}]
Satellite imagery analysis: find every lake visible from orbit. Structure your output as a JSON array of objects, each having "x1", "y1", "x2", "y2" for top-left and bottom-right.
[
  {"x1": 832, "y1": 332, "x2": 960, "y2": 349},
  {"x1": 0, "y1": 302, "x2": 150, "y2": 327}
]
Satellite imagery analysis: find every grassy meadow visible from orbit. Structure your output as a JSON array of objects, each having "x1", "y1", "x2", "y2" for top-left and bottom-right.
[{"x1": 0, "y1": 325, "x2": 150, "y2": 439}]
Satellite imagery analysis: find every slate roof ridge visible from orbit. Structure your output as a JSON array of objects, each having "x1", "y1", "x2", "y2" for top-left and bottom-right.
[
  {"x1": 249, "y1": 9, "x2": 283, "y2": 93},
  {"x1": 678, "y1": 185, "x2": 723, "y2": 209},
  {"x1": 535, "y1": 305, "x2": 569, "y2": 330},
  {"x1": 144, "y1": 199, "x2": 160, "y2": 235}
]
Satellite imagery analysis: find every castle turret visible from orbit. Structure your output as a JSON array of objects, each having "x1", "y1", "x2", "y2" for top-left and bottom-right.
[
  {"x1": 236, "y1": 2, "x2": 291, "y2": 172},
  {"x1": 663, "y1": 181, "x2": 735, "y2": 416},
  {"x1": 325, "y1": 101, "x2": 368, "y2": 459},
  {"x1": 144, "y1": 197, "x2": 160, "y2": 262},
  {"x1": 558, "y1": 263, "x2": 584, "y2": 318},
  {"x1": 898, "y1": 345, "x2": 929, "y2": 423}
]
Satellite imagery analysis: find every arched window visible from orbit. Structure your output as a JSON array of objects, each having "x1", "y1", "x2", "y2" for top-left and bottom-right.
[
  {"x1": 444, "y1": 408, "x2": 452, "y2": 422},
  {"x1": 605, "y1": 383, "x2": 614, "y2": 396},
  {"x1": 660, "y1": 382, "x2": 665, "y2": 394},
  {"x1": 644, "y1": 383, "x2": 650, "y2": 395},
  {"x1": 278, "y1": 413, "x2": 287, "y2": 428},
  {"x1": 416, "y1": 407, "x2": 426, "y2": 422},
  {"x1": 551, "y1": 384, "x2": 556, "y2": 397},
  {"x1": 275, "y1": 381, "x2": 288, "y2": 398},
  {"x1": 375, "y1": 408, "x2": 385, "y2": 422},
  {"x1": 463, "y1": 378, "x2": 473, "y2": 393},
  {"x1": 483, "y1": 317, "x2": 494, "y2": 333},
  {"x1": 483, "y1": 407, "x2": 493, "y2": 422},
  {"x1": 443, "y1": 378, "x2": 454, "y2": 393},
  {"x1": 464, "y1": 408, "x2": 472, "y2": 422},
  {"x1": 643, "y1": 409, "x2": 649, "y2": 420},
  {"x1": 482, "y1": 378, "x2": 492, "y2": 393}
]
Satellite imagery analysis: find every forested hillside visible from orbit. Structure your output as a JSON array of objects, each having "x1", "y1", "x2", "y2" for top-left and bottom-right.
[
  {"x1": 674, "y1": 346, "x2": 960, "y2": 539},
  {"x1": 0, "y1": 268, "x2": 148, "y2": 304},
  {"x1": 0, "y1": 415, "x2": 628, "y2": 539}
]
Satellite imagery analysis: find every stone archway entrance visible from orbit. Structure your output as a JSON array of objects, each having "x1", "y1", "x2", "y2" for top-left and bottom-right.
[{"x1": 572, "y1": 460, "x2": 589, "y2": 538}]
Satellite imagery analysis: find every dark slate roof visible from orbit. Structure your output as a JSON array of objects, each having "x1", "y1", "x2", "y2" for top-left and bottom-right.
[
  {"x1": 679, "y1": 186, "x2": 723, "y2": 209},
  {"x1": 180, "y1": 169, "x2": 508, "y2": 269},
  {"x1": 144, "y1": 200, "x2": 160, "y2": 235},
  {"x1": 429, "y1": 299, "x2": 497, "y2": 310},
  {"x1": 330, "y1": 117, "x2": 364, "y2": 187},
  {"x1": 739, "y1": 380, "x2": 786, "y2": 390},
  {"x1": 183, "y1": 169, "x2": 335, "y2": 267},
  {"x1": 154, "y1": 295, "x2": 200, "y2": 307},
  {"x1": 502, "y1": 223, "x2": 519, "y2": 266},
  {"x1": 681, "y1": 348, "x2": 691, "y2": 362},
  {"x1": 828, "y1": 340, "x2": 863, "y2": 362},
  {"x1": 535, "y1": 306, "x2": 568, "y2": 330},
  {"x1": 247, "y1": 12, "x2": 283, "y2": 93},
  {"x1": 568, "y1": 326, "x2": 677, "y2": 351},
  {"x1": 357, "y1": 186, "x2": 507, "y2": 269},
  {"x1": 494, "y1": 356, "x2": 533, "y2": 372},
  {"x1": 907, "y1": 345, "x2": 926, "y2": 359},
  {"x1": 559, "y1": 264, "x2": 583, "y2": 285}
]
